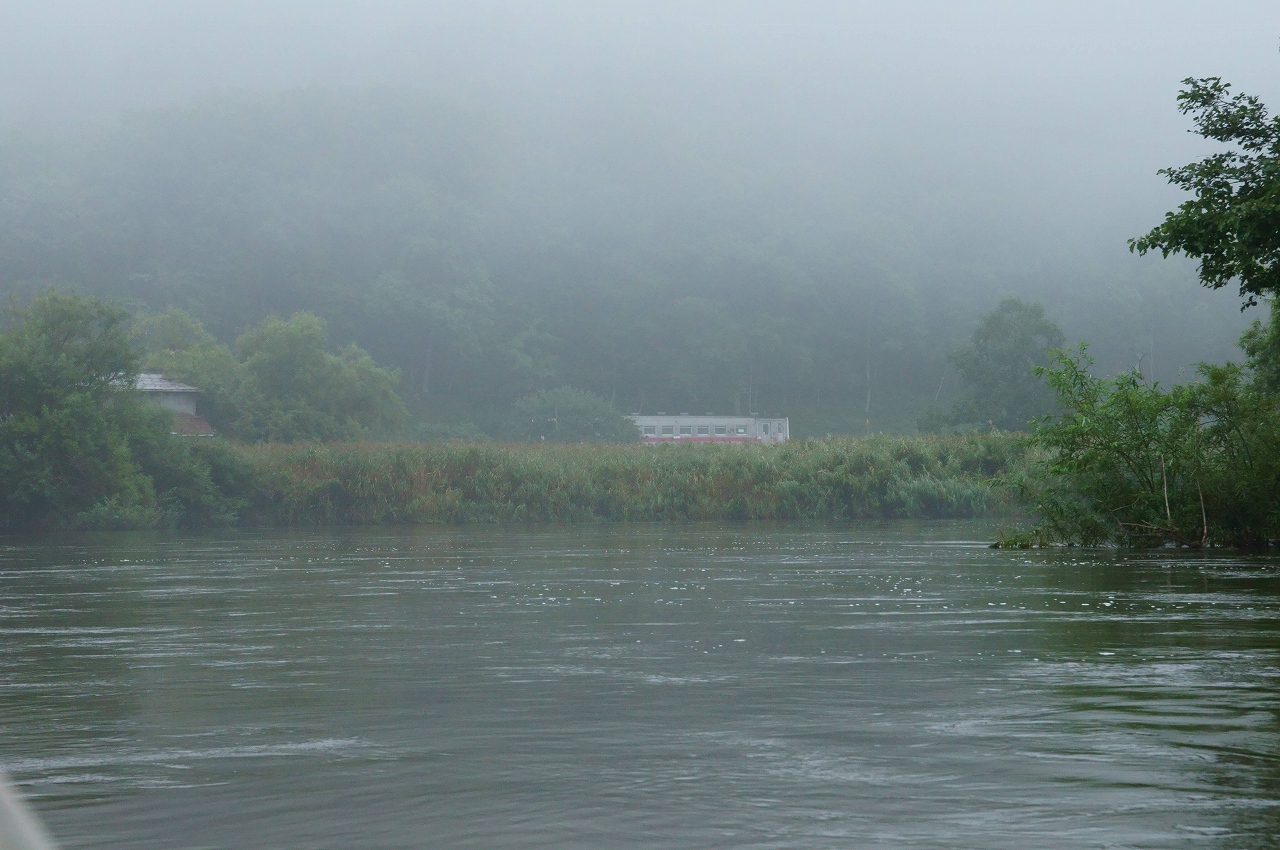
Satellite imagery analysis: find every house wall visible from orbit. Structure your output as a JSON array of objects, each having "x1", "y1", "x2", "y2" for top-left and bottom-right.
[{"x1": 154, "y1": 392, "x2": 197, "y2": 416}]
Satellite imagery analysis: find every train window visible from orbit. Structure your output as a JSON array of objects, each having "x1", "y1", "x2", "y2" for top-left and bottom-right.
[
  {"x1": 714, "y1": 426, "x2": 727, "y2": 435},
  {"x1": 642, "y1": 426, "x2": 656, "y2": 435},
  {"x1": 762, "y1": 423, "x2": 770, "y2": 435},
  {"x1": 679, "y1": 426, "x2": 692, "y2": 435},
  {"x1": 735, "y1": 426, "x2": 747, "y2": 435},
  {"x1": 661, "y1": 425, "x2": 674, "y2": 435},
  {"x1": 696, "y1": 426, "x2": 709, "y2": 436}
]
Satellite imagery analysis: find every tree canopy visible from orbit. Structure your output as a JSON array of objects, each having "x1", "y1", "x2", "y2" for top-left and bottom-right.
[
  {"x1": 138, "y1": 310, "x2": 408, "y2": 443},
  {"x1": 1131, "y1": 76, "x2": 1280, "y2": 307},
  {"x1": 922, "y1": 298, "x2": 1064, "y2": 432}
]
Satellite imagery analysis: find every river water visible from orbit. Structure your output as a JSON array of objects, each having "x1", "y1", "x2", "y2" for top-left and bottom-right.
[{"x1": 1, "y1": 522, "x2": 1277, "y2": 849}]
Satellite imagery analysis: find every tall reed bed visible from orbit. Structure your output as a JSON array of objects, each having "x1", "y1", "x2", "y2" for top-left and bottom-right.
[{"x1": 229, "y1": 434, "x2": 1026, "y2": 525}]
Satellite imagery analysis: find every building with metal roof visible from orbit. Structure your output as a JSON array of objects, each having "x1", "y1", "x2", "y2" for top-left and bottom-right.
[{"x1": 134, "y1": 373, "x2": 215, "y2": 436}]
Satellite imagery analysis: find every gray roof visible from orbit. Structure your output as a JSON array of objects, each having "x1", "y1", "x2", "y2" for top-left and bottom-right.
[{"x1": 134, "y1": 373, "x2": 200, "y2": 393}]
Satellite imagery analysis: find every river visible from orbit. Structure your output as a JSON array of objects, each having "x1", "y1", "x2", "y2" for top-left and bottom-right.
[{"x1": 1, "y1": 522, "x2": 1277, "y2": 848}]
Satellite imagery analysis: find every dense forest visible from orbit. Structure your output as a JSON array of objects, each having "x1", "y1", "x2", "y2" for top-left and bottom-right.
[{"x1": 0, "y1": 85, "x2": 1251, "y2": 438}]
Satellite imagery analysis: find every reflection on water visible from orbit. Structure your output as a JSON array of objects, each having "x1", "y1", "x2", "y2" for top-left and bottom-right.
[{"x1": 1, "y1": 523, "x2": 1277, "y2": 849}]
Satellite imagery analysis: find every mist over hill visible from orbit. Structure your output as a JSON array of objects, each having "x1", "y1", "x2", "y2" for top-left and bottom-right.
[{"x1": 3, "y1": 2, "x2": 1276, "y2": 435}]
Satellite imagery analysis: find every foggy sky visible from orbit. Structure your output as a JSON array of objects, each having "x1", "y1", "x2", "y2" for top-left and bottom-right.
[{"x1": 7, "y1": 3, "x2": 1278, "y2": 249}]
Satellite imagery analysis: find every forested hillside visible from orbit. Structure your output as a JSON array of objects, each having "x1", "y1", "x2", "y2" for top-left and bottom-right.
[{"x1": 0, "y1": 86, "x2": 1251, "y2": 436}]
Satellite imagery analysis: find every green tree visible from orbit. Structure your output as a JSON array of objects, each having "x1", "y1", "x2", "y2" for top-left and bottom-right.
[
  {"x1": 0, "y1": 291, "x2": 154, "y2": 528},
  {"x1": 133, "y1": 308, "x2": 242, "y2": 427},
  {"x1": 509, "y1": 386, "x2": 639, "y2": 443},
  {"x1": 922, "y1": 298, "x2": 1065, "y2": 432},
  {"x1": 1014, "y1": 62, "x2": 1280, "y2": 549},
  {"x1": 1130, "y1": 76, "x2": 1280, "y2": 307},
  {"x1": 1237, "y1": 299, "x2": 1280, "y2": 394},
  {"x1": 0, "y1": 291, "x2": 240, "y2": 530},
  {"x1": 233, "y1": 313, "x2": 407, "y2": 442},
  {"x1": 134, "y1": 309, "x2": 408, "y2": 443}
]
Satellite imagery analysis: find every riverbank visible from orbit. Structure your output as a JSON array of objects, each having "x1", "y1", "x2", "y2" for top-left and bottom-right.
[{"x1": 207, "y1": 433, "x2": 1025, "y2": 526}]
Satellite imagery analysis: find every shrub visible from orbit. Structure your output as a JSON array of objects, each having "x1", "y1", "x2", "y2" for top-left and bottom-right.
[
  {"x1": 228, "y1": 433, "x2": 1024, "y2": 526},
  {"x1": 1016, "y1": 346, "x2": 1280, "y2": 547}
]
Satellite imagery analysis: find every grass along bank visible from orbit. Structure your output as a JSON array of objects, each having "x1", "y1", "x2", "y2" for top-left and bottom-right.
[{"x1": 225, "y1": 433, "x2": 1025, "y2": 526}]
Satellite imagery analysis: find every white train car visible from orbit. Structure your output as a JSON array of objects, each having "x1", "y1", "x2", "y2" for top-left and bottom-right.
[{"x1": 629, "y1": 414, "x2": 789, "y2": 444}]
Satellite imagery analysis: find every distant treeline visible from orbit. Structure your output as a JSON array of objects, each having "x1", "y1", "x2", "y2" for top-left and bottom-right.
[
  {"x1": 0, "y1": 86, "x2": 1247, "y2": 437},
  {"x1": 0, "y1": 288, "x2": 1020, "y2": 531}
]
